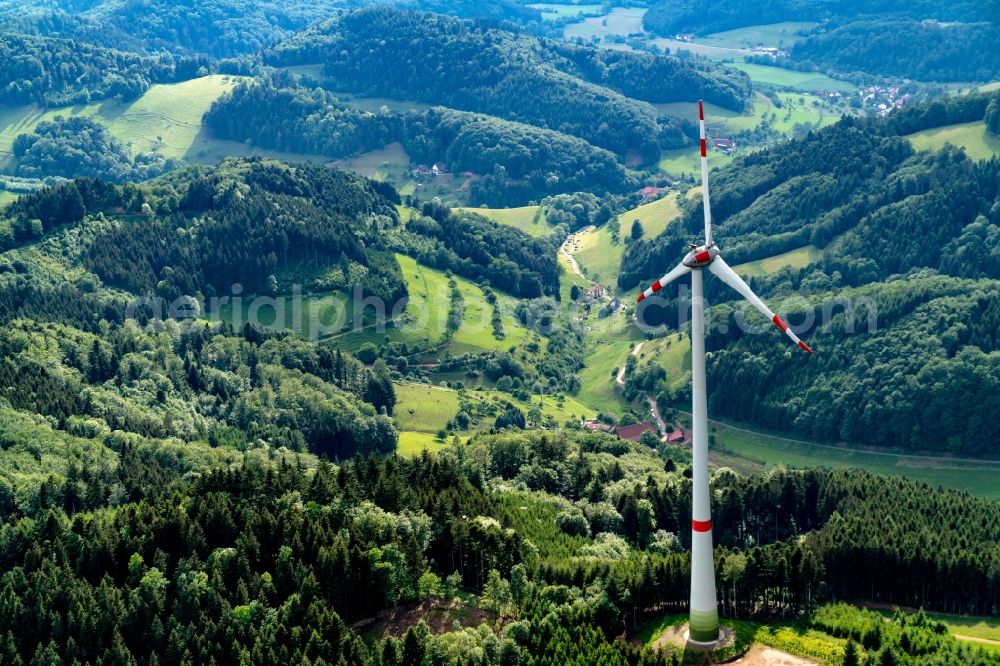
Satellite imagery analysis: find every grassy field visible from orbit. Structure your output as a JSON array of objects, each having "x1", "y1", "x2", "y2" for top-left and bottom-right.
[
  {"x1": 0, "y1": 75, "x2": 340, "y2": 170},
  {"x1": 571, "y1": 193, "x2": 682, "y2": 285},
  {"x1": 656, "y1": 91, "x2": 839, "y2": 135},
  {"x1": 651, "y1": 37, "x2": 749, "y2": 61},
  {"x1": 0, "y1": 76, "x2": 244, "y2": 164},
  {"x1": 705, "y1": 416, "x2": 1000, "y2": 500},
  {"x1": 623, "y1": 192, "x2": 682, "y2": 240},
  {"x1": 732, "y1": 244, "x2": 822, "y2": 277},
  {"x1": 332, "y1": 141, "x2": 409, "y2": 178},
  {"x1": 558, "y1": 250, "x2": 593, "y2": 303},
  {"x1": 329, "y1": 254, "x2": 451, "y2": 350},
  {"x1": 529, "y1": 2, "x2": 603, "y2": 20},
  {"x1": 395, "y1": 382, "x2": 460, "y2": 434},
  {"x1": 906, "y1": 121, "x2": 1000, "y2": 162},
  {"x1": 332, "y1": 92, "x2": 432, "y2": 115},
  {"x1": 571, "y1": 225, "x2": 623, "y2": 286},
  {"x1": 454, "y1": 205, "x2": 551, "y2": 237},
  {"x1": 397, "y1": 431, "x2": 451, "y2": 457},
  {"x1": 699, "y1": 22, "x2": 817, "y2": 49},
  {"x1": 0, "y1": 191, "x2": 15, "y2": 208},
  {"x1": 637, "y1": 613, "x2": 845, "y2": 665},
  {"x1": 729, "y1": 63, "x2": 856, "y2": 92},
  {"x1": 634, "y1": 332, "x2": 691, "y2": 393},
  {"x1": 394, "y1": 380, "x2": 595, "y2": 456},
  {"x1": 212, "y1": 290, "x2": 355, "y2": 340},
  {"x1": 449, "y1": 270, "x2": 534, "y2": 354},
  {"x1": 563, "y1": 7, "x2": 646, "y2": 41},
  {"x1": 865, "y1": 606, "x2": 1000, "y2": 644},
  {"x1": 576, "y1": 310, "x2": 643, "y2": 414},
  {"x1": 331, "y1": 254, "x2": 535, "y2": 359},
  {"x1": 658, "y1": 146, "x2": 734, "y2": 177},
  {"x1": 657, "y1": 91, "x2": 841, "y2": 176}
]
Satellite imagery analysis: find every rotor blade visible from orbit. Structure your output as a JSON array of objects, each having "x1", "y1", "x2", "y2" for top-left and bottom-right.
[
  {"x1": 636, "y1": 262, "x2": 692, "y2": 303},
  {"x1": 708, "y1": 257, "x2": 815, "y2": 354},
  {"x1": 698, "y1": 100, "x2": 713, "y2": 246}
]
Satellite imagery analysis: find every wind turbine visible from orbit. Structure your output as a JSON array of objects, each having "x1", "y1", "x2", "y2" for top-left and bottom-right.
[{"x1": 636, "y1": 100, "x2": 814, "y2": 644}]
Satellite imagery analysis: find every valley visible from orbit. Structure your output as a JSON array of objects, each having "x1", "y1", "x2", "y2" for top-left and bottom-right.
[{"x1": 0, "y1": 1, "x2": 998, "y2": 664}]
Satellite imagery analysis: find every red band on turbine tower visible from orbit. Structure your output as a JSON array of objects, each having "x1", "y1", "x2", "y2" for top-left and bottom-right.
[
  {"x1": 700, "y1": 139, "x2": 707, "y2": 157},
  {"x1": 698, "y1": 100, "x2": 704, "y2": 120},
  {"x1": 772, "y1": 315, "x2": 788, "y2": 332},
  {"x1": 692, "y1": 519, "x2": 712, "y2": 532}
]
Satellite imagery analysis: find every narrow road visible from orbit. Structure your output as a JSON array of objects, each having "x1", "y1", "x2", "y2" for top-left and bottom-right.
[
  {"x1": 953, "y1": 635, "x2": 1000, "y2": 647},
  {"x1": 559, "y1": 226, "x2": 594, "y2": 280},
  {"x1": 615, "y1": 341, "x2": 644, "y2": 386},
  {"x1": 646, "y1": 395, "x2": 667, "y2": 436}
]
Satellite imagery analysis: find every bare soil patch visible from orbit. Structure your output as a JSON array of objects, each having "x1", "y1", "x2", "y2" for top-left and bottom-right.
[
  {"x1": 732, "y1": 644, "x2": 818, "y2": 665},
  {"x1": 352, "y1": 598, "x2": 495, "y2": 638}
]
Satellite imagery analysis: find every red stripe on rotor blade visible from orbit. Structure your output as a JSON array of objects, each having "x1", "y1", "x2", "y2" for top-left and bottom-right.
[
  {"x1": 651, "y1": 280, "x2": 662, "y2": 293},
  {"x1": 700, "y1": 139, "x2": 707, "y2": 157},
  {"x1": 772, "y1": 315, "x2": 788, "y2": 332},
  {"x1": 698, "y1": 100, "x2": 704, "y2": 120},
  {"x1": 637, "y1": 293, "x2": 646, "y2": 303},
  {"x1": 692, "y1": 519, "x2": 712, "y2": 532},
  {"x1": 798, "y1": 340, "x2": 815, "y2": 354}
]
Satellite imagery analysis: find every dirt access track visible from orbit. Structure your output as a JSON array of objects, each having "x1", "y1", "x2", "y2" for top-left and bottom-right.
[{"x1": 731, "y1": 644, "x2": 818, "y2": 665}]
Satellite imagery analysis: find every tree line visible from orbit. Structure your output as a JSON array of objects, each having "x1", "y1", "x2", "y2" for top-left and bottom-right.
[
  {"x1": 203, "y1": 77, "x2": 634, "y2": 206},
  {"x1": 0, "y1": 32, "x2": 206, "y2": 106},
  {"x1": 2, "y1": 429, "x2": 998, "y2": 664},
  {"x1": 13, "y1": 116, "x2": 179, "y2": 183},
  {"x1": 266, "y1": 6, "x2": 753, "y2": 162}
]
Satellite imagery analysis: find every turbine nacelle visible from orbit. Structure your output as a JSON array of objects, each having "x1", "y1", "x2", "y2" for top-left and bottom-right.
[
  {"x1": 682, "y1": 243, "x2": 719, "y2": 269},
  {"x1": 635, "y1": 100, "x2": 814, "y2": 355}
]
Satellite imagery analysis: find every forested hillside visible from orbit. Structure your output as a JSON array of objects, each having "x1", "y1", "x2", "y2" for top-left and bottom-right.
[
  {"x1": 644, "y1": 0, "x2": 1000, "y2": 81},
  {"x1": 0, "y1": 4, "x2": 999, "y2": 664},
  {"x1": 267, "y1": 6, "x2": 752, "y2": 160},
  {"x1": 642, "y1": 0, "x2": 997, "y2": 37},
  {"x1": 2, "y1": 0, "x2": 346, "y2": 58},
  {"x1": 0, "y1": 32, "x2": 205, "y2": 105},
  {"x1": 1, "y1": 431, "x2": 998, "y2": 664},
  {"x1": 790, "y1": 21, "x2": 1000, "y2": 82},
  {"x1": 12, "y1": 116, "x2": 179, "y2": 182},
  {"x1": 203, "y1": 78, "x2": 633, "y2": 205},
  {"x1": 624, "y1": 94, "x2": 1000, "y2": 454}
]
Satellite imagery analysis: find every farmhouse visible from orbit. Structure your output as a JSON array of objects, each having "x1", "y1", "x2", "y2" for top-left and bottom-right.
[
  {"x1": 712, "y1": 138, "x2": 736, "y2": 154},
  {"x1": 666, "y1": 428, "x2": 686, "y2": 444},
  {"x1": 615, "y1": 422, "x2": 656, "y2": 442}
]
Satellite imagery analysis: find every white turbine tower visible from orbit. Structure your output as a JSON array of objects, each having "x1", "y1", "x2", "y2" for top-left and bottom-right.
[{"x1": 636, "y1": 100, "x2": 814, "y2": 644}]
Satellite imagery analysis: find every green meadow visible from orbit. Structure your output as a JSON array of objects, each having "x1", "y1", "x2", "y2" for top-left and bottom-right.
[
  {"x1": 562, "y1": 7, "x2": 646, "y2": 41},
  {"x1": 576, "y1": 310, "x2": 643, "y2": 414},
  {"x1": 729, "y1": 63, "x2": 856, "y2": 92},
  {"x1": 330, "y1": 254, "x2": 536, "y2": 359},
  {"x1": 702, "y1": 415, "x2": 1000, "y2": 500},
  {"x1": 906, "y1": 120, "x2": 1000, "y2": 162},
  {"x1": 0, "y1": 75, "x2": 337, "y2": 170},
  {"x1": 658, "y1": 146, "x2": 734, "y2": 177},
  {"x1": 698, "y1": 22, "x2": 817, "y2": 49},
  {"x1": 572, "y1": 192, "x2": 683, "y2": 286},
  {"x1": 732, "y1": 244, "x2": 822, "y2": 277},
  {"x1": 529, "y1": 2, "x2": 603, "y2": 20},
  {"x1": 393, "y1": 380, "x2": 595, "y2": 457},
  {"x1": 454, "y1": 205, "x2": 552, "y2": 237}
]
